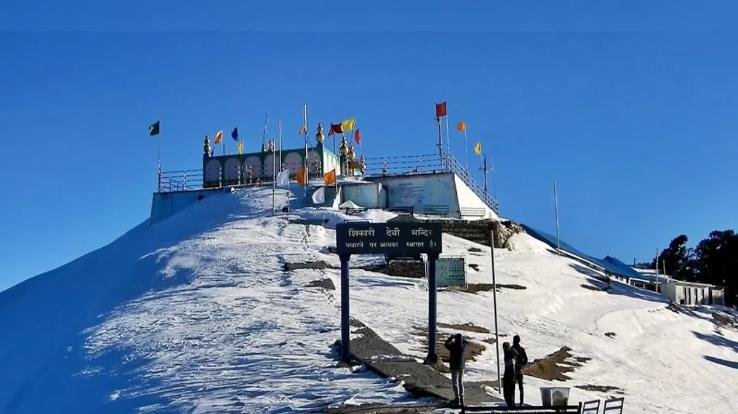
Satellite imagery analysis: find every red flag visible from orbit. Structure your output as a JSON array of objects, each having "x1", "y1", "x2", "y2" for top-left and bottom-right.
[
  {"x1": 328, "y1": 123, "x2": 343, "y2": 135},
  {"x1": 435, "y1": 101, "x2": 447, "y2": 118},
  {"x1": 354, "y1": 129, "x2": 361, "y2": 145}
]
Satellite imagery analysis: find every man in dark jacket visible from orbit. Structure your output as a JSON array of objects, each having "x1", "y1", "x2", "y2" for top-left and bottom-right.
[
  {"x1": 512, "y1": 335, "x2": 528, "y2": 406},
  {"x1": 444, "y1": 333, "x2": 469, "y2": 407},
  {"x1": 502, "y1": 342, "x2": 518, "y2": 408}
]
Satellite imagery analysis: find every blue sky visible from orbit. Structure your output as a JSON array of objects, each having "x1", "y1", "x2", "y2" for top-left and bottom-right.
[{"x1": 1, "y1": 1, "x2": 737, "y2": 290}]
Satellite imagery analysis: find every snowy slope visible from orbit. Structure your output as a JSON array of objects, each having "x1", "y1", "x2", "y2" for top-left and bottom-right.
[{"x1": 1, "y1": 187, "x2": 737, "y2": 413}]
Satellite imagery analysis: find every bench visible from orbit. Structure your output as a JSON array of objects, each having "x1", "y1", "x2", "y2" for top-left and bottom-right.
[{"x1": 463, "y1": 406, "x2": 580, "y2": 413}]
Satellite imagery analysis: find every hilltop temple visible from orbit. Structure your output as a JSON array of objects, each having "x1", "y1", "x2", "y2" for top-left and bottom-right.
[{"x1": 151, "y1": 123, "x2": 499, "y2": 224}]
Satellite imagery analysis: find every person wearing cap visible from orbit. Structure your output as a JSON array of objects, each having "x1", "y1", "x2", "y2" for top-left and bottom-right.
[{"x1": 444, "y1": 333, "x2": 469, "y2": 407}]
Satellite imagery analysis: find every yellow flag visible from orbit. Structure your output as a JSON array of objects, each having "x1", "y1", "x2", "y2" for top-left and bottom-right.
[
  {"x1": 215, "y1": 130, "x2": 224, "y2": 144},
  {"x1": 340, "y1": 117, "x2": 356, "y2": 132},
  {"x1": 457, "y1": 121, "x2": 466, "y2": 133},
  {"x1": 474, "y1": 141, "x2": 482, "y2": 155}
]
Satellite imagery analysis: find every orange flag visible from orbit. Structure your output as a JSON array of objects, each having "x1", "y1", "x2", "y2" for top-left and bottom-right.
[
  {"x1": 457, "y1": 121, "x2": 466, "y2": 132},
  {"x1": 214, "y1": 130, "x2": 224, "y2": 144},
  {"x1": 295, "y1": 168, "x2": 307, "y2": 187},
  {"x1": 324, "y1": 169, "x2": 336, "y2": 186}
]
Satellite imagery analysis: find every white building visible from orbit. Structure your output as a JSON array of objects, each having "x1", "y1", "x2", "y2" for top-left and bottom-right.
[{"x1": 663, "y1": 279, "x2": 724, "y2": 306}]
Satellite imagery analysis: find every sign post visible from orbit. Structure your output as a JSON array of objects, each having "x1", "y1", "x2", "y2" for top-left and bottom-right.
[{"x1": 335, "y1": 222, "x2": 442, "y2": 364}]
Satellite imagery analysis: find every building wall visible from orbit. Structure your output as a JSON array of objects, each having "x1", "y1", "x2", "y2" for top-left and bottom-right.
[
  {"x1": 150, "y1": 188, "x2": 218, "y2": 224},
  {"x1": 203, "y1": 145, "x2": 338, "y2": 188},
  {"x1": 340, "y1": 182, "x2": 385, "y2": 208},
  {"x1": 453, "y1": 175, "x2": 499, "y2": 220},
  {"x1": 664, "y1": 280, "x2": 723, "y2": 306},
  {"x1": 368, "y1": 173, "x2": 460, "y2": 217}
]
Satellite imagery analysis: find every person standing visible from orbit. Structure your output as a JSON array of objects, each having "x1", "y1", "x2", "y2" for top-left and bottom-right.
[
  {"x1": 444, "y1": 333, "x2": 469, "y2": 407},
  {"x1": 502, "y1": 342, "x2": 519, "y2": 408},
  {"x1": 512, "y1": 335, "x2": 528, "y2": 406}
]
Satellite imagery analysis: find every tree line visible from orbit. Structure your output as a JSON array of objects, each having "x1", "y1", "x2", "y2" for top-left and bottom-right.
[{"x1": 637, "y1": 230, "x2": 737, "y2": 306}]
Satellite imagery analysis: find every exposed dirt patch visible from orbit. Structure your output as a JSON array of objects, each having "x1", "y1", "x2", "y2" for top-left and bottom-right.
[
  {"x1": 482, "y1": 337, "x2": 497, "y2": 345},
  {"x1": 524, "y1": 346, "x2": 589, "y2": 381},
  {"x1": 437, "y1": 322, "x2": 490, "y2": 334},
  {"x1": 575, "y1": 384, "x2": 626, "y2": 395},
  {"x1": 604, "y1": 332, "x2": 617, "y2": 338},
  {"x1": 411, "y1": 327, "x2": 486, "y2": 373},
  {"x1": 468, "y1": 247, "x2": 483, "y2": 253},
  {"x1": 581, "y1": 283, "x2": 606, "y2": 292},
  {"x1": 284, "y1": 260, "x2": 336, "y2": 271},
  {"x1": 306, "y1": 278, "x2": 336, "y2": 290},
  {"x1": 448, "y1": 283, "x2": 527, "y2": 294},
  {"x1": 468, "y1": 264, "x2": 480, "y2": 271}
]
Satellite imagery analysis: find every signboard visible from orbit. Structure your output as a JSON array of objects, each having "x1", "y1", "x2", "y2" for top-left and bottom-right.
[
  {"x1": 336, "y1": 222, "x2": 442, "y2": 256},
  {"x1": 436, "y1": 257, "x2": 466, "y2": 287}
]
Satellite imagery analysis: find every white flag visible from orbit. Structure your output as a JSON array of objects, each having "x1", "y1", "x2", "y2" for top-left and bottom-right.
[
  {"x1": 276, "y1": 169, "x2": 289, "y2": 187},
  {"x1": 312, "y1": 186, "x2": 326, "y2": 204}
]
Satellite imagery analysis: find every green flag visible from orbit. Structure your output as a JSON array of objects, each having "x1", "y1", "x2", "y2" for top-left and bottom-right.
[{"x1": 149, "y1": 121, "x2": 160, "y2": 136}]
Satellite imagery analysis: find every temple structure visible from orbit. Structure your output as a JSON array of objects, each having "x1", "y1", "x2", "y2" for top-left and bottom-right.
[
  {"x1": 152, "y1": 122, "x2": 499, "y2": 224},
  {"x1": 201, "y1": 123, "x2": 365, "y2": 188}
]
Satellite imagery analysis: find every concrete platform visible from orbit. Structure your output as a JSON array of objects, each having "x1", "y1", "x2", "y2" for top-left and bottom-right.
[{"x1": 348, "y1": 319, "x2": 503, "y2": 407}]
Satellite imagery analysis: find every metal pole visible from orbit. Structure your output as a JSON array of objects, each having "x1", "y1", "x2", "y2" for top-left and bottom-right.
[
  {"x1": 272, "y1": 143, "x2": 276, "y2": 213},
  {"x1": 489, "y1": 225, "x2": 501, "y2": 391},
  {"x1": 304, "y1": 105, "x2": 309, "y2": 185},
  {"x1": 436, "y1": 117, "x2": 443, "y2": 170},
  {"x1": 482, "y1": 154, "x2": 488, "y2": 194},
  {"x1": 340, "y1": 254, "x2": 351, "y2": 363},
  {"x1": 554, "y1": 180, "x2": 561, "y2": 253},
  {"x1": 426, "y1": 253, "x2": 439, "y2": 364},
  {"x1": 464, "y1": 129, "x2": 469, "y2": 174}
]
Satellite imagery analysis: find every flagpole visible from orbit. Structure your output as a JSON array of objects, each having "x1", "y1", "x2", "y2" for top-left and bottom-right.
[
  {"x1": 272, "y1": 139, "x2": 276, "y2": 214},
  {"x1": 464, "y1": 129, "x2": 469, "y2": 175},
  {"x1": 444, "y1": 116, "x2": 450, "y2": 170},
  {"x1": 436, "y1": 116, "x2": 443, "y2": 170},
  {"x1": 554, "y1": 179, "x2": 560, "y2": 253},
  {"x1": 304, "y1": 104, "x2": 309, "y2": 197}
]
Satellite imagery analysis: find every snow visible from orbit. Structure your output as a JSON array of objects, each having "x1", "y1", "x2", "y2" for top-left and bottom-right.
[{"x1": 1, "y1": 187, "x2": 737, "y2": 413}]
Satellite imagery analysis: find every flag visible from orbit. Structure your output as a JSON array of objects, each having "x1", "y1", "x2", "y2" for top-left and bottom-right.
[
  {"x1": 295, "y1": 167, "x2": 307, "y2": 187},
  {"x1": 435, "y1": 101, "x2": 447, "y2": 118},
  {"x1": 312, "y1": 187, "x2": 326, "y2": 204},
  {"x1": 340, "y1": 117, "x2": 356, "y2": 132},
  {"x1": 298, "y1": 123, "x2": 307, "y2": 135},
  {"x1": 354, "y1": 129, "x2": 361, "y2": 145},
  {"x1": 457, "y1": 121, "x2": 466, "y2": 132},
  {"x1": 231, "y1": 127, "x2": 239, "y2": 141},
  {"x1": 324, "y1": 169, "x2": 336, "y2": 186},
  {"x1": 148, "y1": 121, "x2": 160, "y2": 136},
  {"x1": 276, "y1": 169, "x2": 290, "y2": 187},
  {"x1": 474, "y1": 141, "x2": 482, "y2": 155},
  {"x1": 328, "y1": 123, "x2": 343, "y2": 135},
  {"x1": 215, "y1": 130, "x2": 224, "y2": 144},
  {"x1": 237, "y1": 140, "x2": 244, "y2": 154}
]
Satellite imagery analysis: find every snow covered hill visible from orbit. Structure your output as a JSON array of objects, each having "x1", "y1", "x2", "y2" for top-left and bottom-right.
[{"x1": 1, "y1": 187, "x2": 736, "y2": 413}]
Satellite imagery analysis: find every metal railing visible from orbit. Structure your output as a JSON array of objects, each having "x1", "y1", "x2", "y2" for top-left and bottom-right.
[
  {"x1": 364, "y1": 154, "x2": 443, "y2": 176},
  {"x1": 156, "y1": 151, "x2": 499, "y2": 214},
  {"x1": 443, "y1": 152, "x2": 500, "y2": 213},
  {"x1": 158, "y1": 169, "x2": 203, "y2": 193}
]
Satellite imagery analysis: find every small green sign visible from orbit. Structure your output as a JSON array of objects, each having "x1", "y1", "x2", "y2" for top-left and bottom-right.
[{"x1": 437, "y1": 257, "x2": 466, "y2": 287}]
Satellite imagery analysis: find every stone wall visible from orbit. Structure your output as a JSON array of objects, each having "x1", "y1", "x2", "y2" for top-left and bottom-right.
[{"x1": 434, "y1": 219, "x2": 524, "y2": 249}]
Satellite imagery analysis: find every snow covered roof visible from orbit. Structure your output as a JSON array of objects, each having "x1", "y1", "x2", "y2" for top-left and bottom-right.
[{"x1": 521, "y1": 225, "x2": 642, "y2": 279}]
